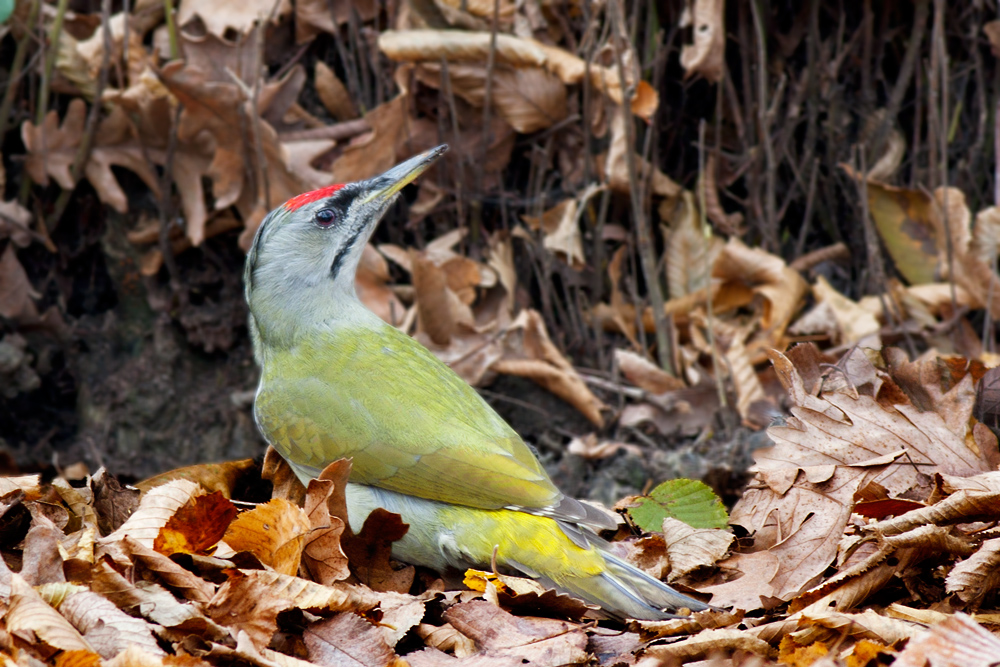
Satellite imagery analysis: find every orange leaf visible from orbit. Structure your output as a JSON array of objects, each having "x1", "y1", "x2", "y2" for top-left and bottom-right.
[{"x1": 154, "y1": 492, "x2": 238, "y2": 557}]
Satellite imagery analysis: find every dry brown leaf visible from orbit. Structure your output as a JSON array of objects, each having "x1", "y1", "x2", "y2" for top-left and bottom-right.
[
  {"x1": 301, "y1": 479, "x2": 350, "y2": 585},
  {"x1": 223, "y1": 498, "x2": 312, "y2": 576},
  {"x1": 893, "y1": 613, "x2": 1000, "y2": 667},
  {"x1": 712, "y1": 238, "x2": 808, "y2": 347},
  {"x1": 20, "y1": 514, "x2": 66, "y2": 586},
  {"x1": 723, "y1": 331, "x2": 766, "y2": 420},
  {"x1": 415, "y1": 63, "x2": 568, "y2": 133},
  {"x1": 605, "y1": 108, "x2": 680, "y2": 198},
  {"x1": 58, "y1": 589, "x2": 163, "y2": 658},
  {"x1": 7, "y1": 574, "x2": 93, "y2": 654},
  {"x1": 90, "y1": 559, "x2": 228, "y2": 635},
  {"x1": 158, "y1": 60, "x2": 333, "y2": 247},
  {"x1": 790, "y1": 275, "x2": 882, "y2": 347},
  {"x1": 177, "y1": 0, "x2": 292, "y2": 37},
  {"x1": 379, "y1": 30, "x2": 547, "y2": 68},
  {"x1": 344, "y1": 508, "x2": 415, "y2": 593},
  {"x1": 134, "y1": 459, "x2": 257, "y2": 498},
  {"x1": 303, "y1": 613, "x2": 397, "y2": 667},
  {"x1": 122, "y1": 535, "x2": 216, "y2": 603},
  {"x1": 233, "y1": 568, "x2": 383, "y2": 613},
  {"x1": 443, "y1": 600, "x2": 589, "y2": 665},
  {"x1": 658, "y1": 517, "x2": 734, "y2": 580},
  {"x1": 205, "y1": 570, "x2": 293, "y2": 650},
  {"x1": 357, "y1": 244, "x2": 406, "y2": 326},
  {"x1": 615, "y1": 349, "x2": 685, "y2": 394},
  {"x1": 329, "y1": 95, "x2": 409, "y2": 183},
  {"x1": 21, "y1": 100, "x2": 160, "y2": 215},
  {"x1": 492, "y1": 309, "x2": 607, "y2": 426},
  {"x1": 411, "y1": 249, "x2": 475, "y2": 346},
  {"x1": 101, "y1": 479, "x2": 203, "y2": 550},
  {"x1": 262, "y1": 446, "x2": 308, "y2": 505},
  {"x1": 314, "y1": 61, "x2": 359, "y2": 121},
  {"x1": 660, "y1": 191, "x2": 715, "y2": 300},
  {"x1": 416, "y1": 623, "x2": 477, "y2": 658},
  {"x1": 679, "y1": 0, "x2": 725, "y2": 82},
  {"x1": 521, "y1": 198, "x2": 585, "y2": 269},
  {"x1": 945, "y1": 536, "x2": 1000, "y2": 604},
  {"x1": 153, "y1": 491, "x2": 238, "y2": 557},
  {"x1": 381, "y1": 30, "x2": 655, "y2": 119}
]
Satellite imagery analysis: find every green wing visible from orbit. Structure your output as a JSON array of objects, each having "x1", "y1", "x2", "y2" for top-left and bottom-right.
[{"x1": 255, "y1": 321, "x2": 562, "y2": 512}]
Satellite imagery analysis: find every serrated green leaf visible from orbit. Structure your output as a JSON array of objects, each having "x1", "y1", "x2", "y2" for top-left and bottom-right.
[{"x1": 626, "y1": 479, "x2": 729, "y2": 531}]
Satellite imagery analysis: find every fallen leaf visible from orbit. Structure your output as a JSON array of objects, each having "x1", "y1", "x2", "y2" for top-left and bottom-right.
[{"x1": 223, "y1": 498, "x2": 312, "y2": 576}]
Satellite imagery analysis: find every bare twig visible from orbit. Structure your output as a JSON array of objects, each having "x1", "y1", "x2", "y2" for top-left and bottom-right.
[
  {"x1": 0, "y1": 0, "x2": 41, "y2": 144},
  {"x1": 749, "y1": 0, "x2": 778, "y2": 253},
  {"x1": 609, "y1": 0, "x2": 673, "y2": 375},
  {"x1": 700, "y1": 120, "x2": 727, "y2": 410}
]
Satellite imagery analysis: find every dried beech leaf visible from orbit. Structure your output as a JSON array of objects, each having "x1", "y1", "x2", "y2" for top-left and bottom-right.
[{"x1": 223, "y1": 498, "x2": 312, "y2": 576}]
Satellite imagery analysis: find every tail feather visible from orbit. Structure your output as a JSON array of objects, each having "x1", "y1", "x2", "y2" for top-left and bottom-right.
[{"x1": 552, "y1": 547, "x2": 712, "y2": 621}]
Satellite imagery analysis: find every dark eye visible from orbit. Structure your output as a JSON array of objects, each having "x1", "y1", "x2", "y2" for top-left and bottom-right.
[{"x1": 315, "y1": 209, "x2": 336, "y2": 227}]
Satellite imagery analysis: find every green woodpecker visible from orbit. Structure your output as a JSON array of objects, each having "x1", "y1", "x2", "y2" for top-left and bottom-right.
[{"x1": 244, "y1": 145, "x2": 711, "y2": 619}]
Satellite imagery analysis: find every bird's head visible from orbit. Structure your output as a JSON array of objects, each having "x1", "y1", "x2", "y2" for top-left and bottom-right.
[{"x1": 245, "y1": 144, "x2": 448, "y2": 348}]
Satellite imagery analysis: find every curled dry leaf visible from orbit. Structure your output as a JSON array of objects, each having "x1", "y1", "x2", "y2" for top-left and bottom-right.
[
  {"x1": 177, "y1": 0, "x2": 292, "y2": 38},
  {"x1": 380, "y1": 30, "x2": 657, "y2": 119},
  {"x1": 101, "y1": 479, "x2": 203, "y2": 550},
  {"x1": 605, "y1": 108, "x2": 680, "y2": 198},
  {"x1": 234, "y1": 568, "x2": 383, "y2": 613},
  {"x1": 121, "y1": 536, "x2": 216, "y2": 603},
  {"x1": 222, "y1": 498, "x2": 312, "y2": 576},
  {"x1": 658, "y1": 518, "x2": 734, "y2": 580},
  {"x1": 679, "y1": 0, "x2": 725, "y2": 83},
  {"x1": 712, "y1": 238, "x2": 808, "y2": 347},
  {"x1": 379, "y1": 30, "x2": 548, "y2": 68},
  {"x1": 417, "y1": 623, "x2": 477, "y2": 658},
  {"x1": 945, "y1": 536, "x2": 1000, "y2": 604},
  {"x1": 415, "y1": 63, "x2": 568, "y2": 133},
  {"x1": 615, "y1": 349, "x2": 685, "y2": 394},
  {"x1": 521, "y1": 198, "x2": 585, "y2": 269},
  {"x1": 90, "y1": 559, "x2": 228, "y2": 636},
  {"x1": 300, "y1": 478, "x2": 350, "y2": 585},
  {"x1": 790, "y1": 275, "x2": 882, "y2": 347},
  {"x1": 661, "y1": 190, "x2": 721, "y2": 300},
  {"x1": 7, "y1": 574, "x2": 93, "y2": 654},
  {"x1": 796, "y1": 608, "x2": 919, "y2": 647},
  {"x1": 492, "y1": 309, "x2": 607, "y2": 426},
  {"x1": 314, "y1": 61, "x2": 359, "y2": 121},
  {"x1": 134, "y1": 458, "x2": 257, "y2": 498}
]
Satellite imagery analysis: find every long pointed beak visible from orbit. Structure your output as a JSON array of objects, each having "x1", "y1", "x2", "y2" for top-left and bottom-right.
[{"x1": 360, "y1": 144, "x2": 449, "y2": 204}]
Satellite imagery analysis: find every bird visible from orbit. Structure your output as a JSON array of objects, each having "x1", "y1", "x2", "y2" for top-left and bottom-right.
[{"x1": 243, "y1": 144, "x2": 712, "y2": 620}]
